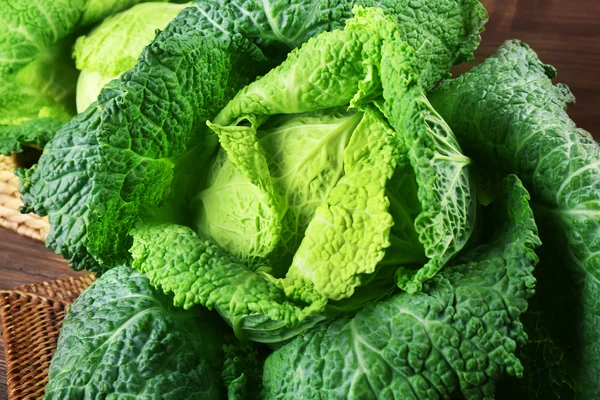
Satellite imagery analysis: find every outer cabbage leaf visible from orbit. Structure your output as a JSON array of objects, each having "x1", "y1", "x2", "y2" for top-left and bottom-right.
[
  {"x1": 222, "y1": 337, "x2": 263, "y2": 400},
  {"x1": 74, "y1": 2, "x2": 189, "y2": 112},
  {"x1": 262, "y1": 175, "x2": 540, "y2": 399},
  {"x1": 0, "y1": 119, "x2": 65, "y2": 156},
  {"x1": 20, "y1": 0, "x2": 483, "y2": 272},
  {"x1": 430, "y1": 40, "x2": 600, "y2": 398},
  {"x1": 44, "y1": 264, "x2": 223, "y2": 399},
  {"x1": 199, "y1": 0, "x2": 487, "y2": 90},
  {"x1": 130, "y1": 222, "x2": 329, "y2": 343},
  {"x1": 0, "y1": 0, "x2": 168, "y2": 77}
]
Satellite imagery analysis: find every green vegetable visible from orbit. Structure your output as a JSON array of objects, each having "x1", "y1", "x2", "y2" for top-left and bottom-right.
[
  {"x1": 209, "y1": 7, "x2": 474, "y2": 298},
  {"x1": 430, "y1": 40, "x2": 600, "y2": 398},
  {"x1": 0, "y1": 0, "x2": 169, "y2": 156},
  {"x1": 125, "y1": 7, "x2": 475, "y2": 343},
  {"x1": 74, "y1": 2, "x2": 189, "y2": 112},
  {"x1": 262, "y1": 175, "x2": 540, "y2": 399},
  {"x1": 0, "y1": 40, "x2": 78, "y2": 155},
  {"x1": 196, "y1": 107, "x2": 362, "y2": 269},
  {"x1": 0, "y1": 0, "x2": 169, "y2": 77},
  {"x1": 44, "y1": 265, "x2": 225, "y2": 399},
  {"x1": 20, "y1": 0, "x2": 486, "y2": 274}
]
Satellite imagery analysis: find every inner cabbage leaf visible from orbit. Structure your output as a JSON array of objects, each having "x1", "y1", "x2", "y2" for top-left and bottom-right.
[{"x1": 195, "y1": 107, "x2": 362, "y2": 269}]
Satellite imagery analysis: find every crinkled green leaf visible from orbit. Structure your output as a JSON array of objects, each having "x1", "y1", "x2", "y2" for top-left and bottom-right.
[
  {"x1": 383, "y1": 89, "x2": 476, "y2": 294},
  {"x1": 222, "y1": 337, "x2": 263, "y2": 399},
  {"x1": 260, "y1": 108, "x2": 362, "y2": 271},
  {"x1": 45, "y1": 264, "x2": 223, "y2": 399},
  {"x1": 284, "y1": 106, "x2": 398, "y2": 300},
  {"x1": 194, "y1": 148, "x2": 278, "y2": 263},
  {"x1": 201, "y1": 118, "x2": 282, "y2": 261},
  {"x1": 130, "y1": 222, "x2": 329, "y2": 343},
  {"x1": 74, "y1": 2, "x2": 189, "y2": 112},
  {"x1": 430, "y1": 39, "x2": 599, "y2": 398},
  {"x1": 262, "y1": 175, "x2": 540, "y2": 399},
  {"x1": 0, "y1": 0, "x2": 168, "y2": 77},
  {"x1": 0, "y1": 118, "x2": 64, "y2": 155},
  {"x1": 200, "y1": 0, "x2": 487, "y2": 91}
]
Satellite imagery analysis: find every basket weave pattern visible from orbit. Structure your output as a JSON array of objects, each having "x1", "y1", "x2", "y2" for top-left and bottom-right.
[
  {"x1": 0, "y1": 275, "x2": 95, "y2": 400},
  {"x1": 0, "y1": 154, "x2": 49, "y2": 242}
]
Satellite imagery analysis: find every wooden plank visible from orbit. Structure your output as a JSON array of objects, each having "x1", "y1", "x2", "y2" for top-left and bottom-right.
[
  {"x1": 0, "y1": 229, "x2": 83, "y2": 399},
  {"x1": 470, "y1": 0, "x2": 600, "y2": 137},
  {"x1": 0, "y1": 230, "x2": 80, "y2": 290}
]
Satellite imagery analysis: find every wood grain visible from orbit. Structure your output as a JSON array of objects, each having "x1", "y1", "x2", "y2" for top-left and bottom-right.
[
  {"x1": 0, "y1": 1, "x2": 598, "y2": 399},
  {"x1": 470, "y1": 0, "x2": 600, "y2": 137},
  {"x1": 0, "y1": 230, "x2": 83, "y2": 400}
]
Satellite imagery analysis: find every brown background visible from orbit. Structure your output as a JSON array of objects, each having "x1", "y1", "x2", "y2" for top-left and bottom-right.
[{"x1": 1, "y1": 0, "x2": 598, "y2": 398}]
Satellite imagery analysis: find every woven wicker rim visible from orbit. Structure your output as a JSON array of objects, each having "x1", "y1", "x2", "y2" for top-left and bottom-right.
[
  {"x1": 0, "y1": 154, "x2": 49, "y2": 242},
  {"x1": 0, "y1": 275, "x2": 95, "y2": 400}
]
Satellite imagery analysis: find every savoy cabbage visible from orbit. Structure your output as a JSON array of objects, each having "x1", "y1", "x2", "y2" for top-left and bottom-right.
[
  {"x1": 44, "y1": 265, "x2": 226, "y2": 399},
  {"x1": 0, "y1": 0, "x2": 594, "y2": 398},
  {"x1": 73, "y1": 2, "x2": 190, "y2": 112},
  {"x1": 430, "y1": 40, "x2": 600, "y2": 399},
  {"x1": 0, "y1": 0, "x2": 169, "y2": 156}
]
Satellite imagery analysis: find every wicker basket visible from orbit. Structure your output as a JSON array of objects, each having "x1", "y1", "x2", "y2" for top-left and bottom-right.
[
  {"x1": 0, "y1": 275, "x2": 95, "y2": 400},
  {"x1": 0, "y1": 154, "x2": 49, "y2": 242}
]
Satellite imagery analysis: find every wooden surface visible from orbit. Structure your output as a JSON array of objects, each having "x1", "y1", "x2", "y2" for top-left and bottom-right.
[
  {"x1": 0, "y1": 230, "x2": 82, "y2": 400},
  {"x1": 468, "y1": 0, "x2": 600, "y2": 136},
  {"x1": 0, "y1": 1, "x2": 598, "y2": 399}
]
